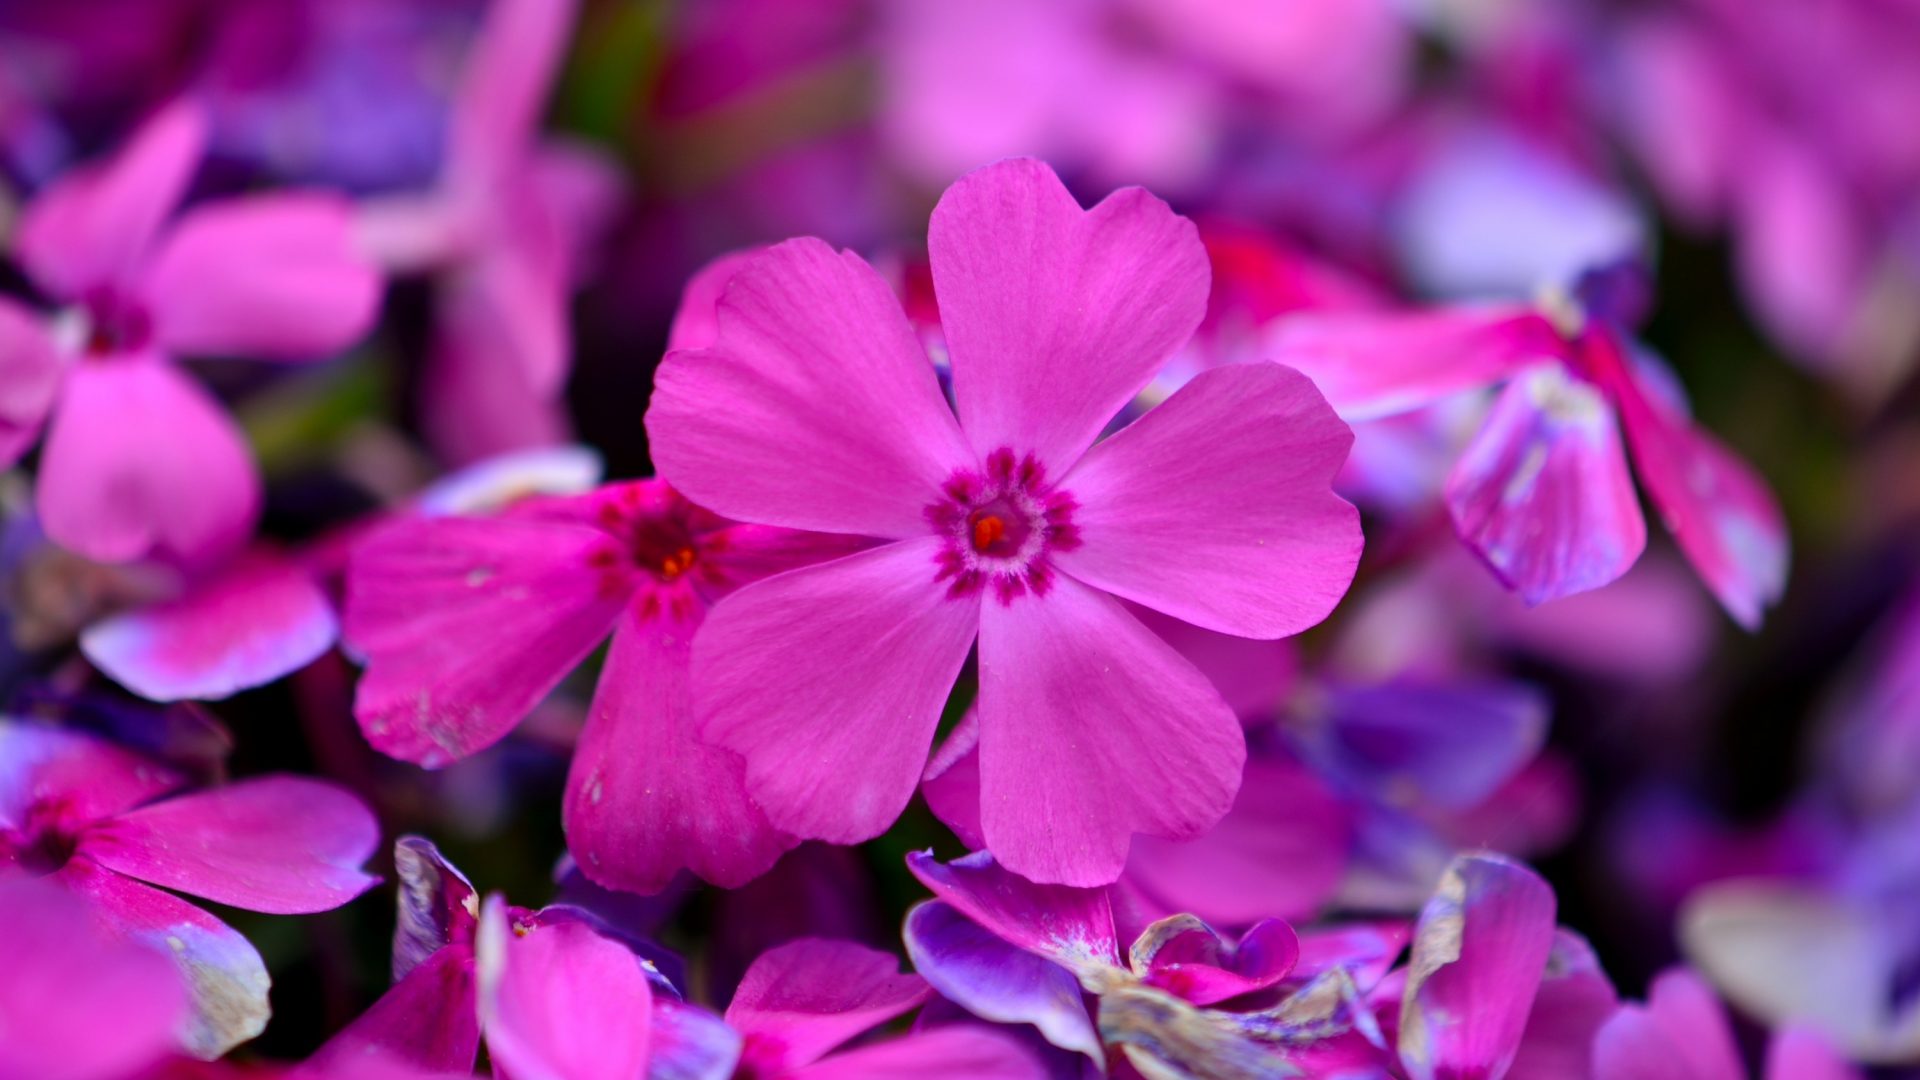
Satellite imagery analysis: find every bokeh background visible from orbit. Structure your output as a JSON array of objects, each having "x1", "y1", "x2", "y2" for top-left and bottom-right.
[{"x1": 2, "y1": 0, "x2": 1917, "y2": 1067}]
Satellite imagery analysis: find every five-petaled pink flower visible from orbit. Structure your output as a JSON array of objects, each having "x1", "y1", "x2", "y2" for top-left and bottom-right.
[
  {"x1": 0, "y1": 100, "x2": 380, "y2": 566},
  {"x1": 646, "y1": 157, "x2": 1363, "y2": 886}
]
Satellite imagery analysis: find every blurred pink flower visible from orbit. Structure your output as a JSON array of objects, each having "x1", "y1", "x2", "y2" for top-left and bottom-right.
[
  {"x1": 647, "y1": 157, "x2": 1362, "y2": 886},
  {"x1": 356, "y1": 0, "x2": 621, "y2": 468},
  {"x1": 0, "y1": 720, "x2": 379, "y2": 1058},
  {"x1": 1595, "y1": 967, "x2": 1861, "y2": 1080},
  {"x1": 0, "y1": 100, "x2": 379, "y2": 567}
]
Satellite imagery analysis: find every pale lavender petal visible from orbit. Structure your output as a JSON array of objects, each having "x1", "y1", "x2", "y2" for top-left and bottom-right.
[
  {"x1": 904, "y1": 851, "x2": 1119, "y2": 976},
  {"x1": 58, "y1": 857, "x2": 271, "y2": 1059},
  {"x1": 903, "y1": 900, "x2": 1101, "y2": 1063},
  {"x1": 0, "y1": 296, "x2": 62, "y2": 466},
  {"x1": 786, "y1": 1026, "x2": 1045, "y2": 1080},
  {"x1": 1445, "y1": 367, "x2": 1647, "y2": 605},
  {"x1": 0, "y1": 720, "x2": 185, "y2": 829},
  {"x1": 1398, "y1": 853, "x2": 1557, "y2": 1080},
  {"x1": 693, "y1": 539, "x2": 978, "y2": 844},
  {"x1": 15, "y1": 101, "x2": 204, "y2": 300},
  {"x1": 0, "y1": 878, "x2": 184, "y2": 1080},
  {"x1": 475, "y1": 895, "x2": 653, "y2": 1080},
  {"x1": 725, "y1": 938, "x2": 929, "y2": 1072},
  {"x1": 78, "y1": 775, "x2": 379, "y2": 914},
  {"x1": 564, "y1": 610, "x2": 796, "y2": 894},
  {"x1": 1058, "y1": 362, "x2": 1360, "y2": 639},
  {"x1": 928, "y1": 157, "x2": 1208, "y2": 469},
  {"x1": 414, "y1": 445, "x2": 604, "y2": 517},
  {"x1": 649, "y1": 996, "x2": 744, "y2": 1080},
  {"x1": 1507, "y1": 930, "x2": 1619, "y2": 1080},
  {"x1": 343, "y1": 514, "x2": 626, "y2": 766},
  {"x1": 647, "y1": 238, "x2": 973, "y2": 538},
  {"x1": 81, "y1": 552, "x2": 337, "y2": 702},
  {"x1": 976, "y1": 576, "x2": 1244, "y2": 885},
  {"x1": 1267, "y1": 307, "x2": 1565, "y2": 421},
  {"x1": 1130, "y1": 914, "x2": 1299, "y2": 1007},
  {"x1": 36, "y1": 355, "x2": 260, "y2": 565},
  {"x1": 307, "y1": 946, "x2": 480, "y2": 1076},
  {"x1": 1124, "y1": 753, "x2": 1351, "y2": 928},
  {"x1": 142, "y1": 194, "x2": 380, "y2": 361}
]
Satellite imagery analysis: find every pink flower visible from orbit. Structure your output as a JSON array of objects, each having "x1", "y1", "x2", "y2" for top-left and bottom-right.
[
  {"x1": 0, "y1": 877, "x2": 184, "y2": 1080},
  {"x1": 647, "y1": 157, "x2": 1363, "y2": 886},
  {"x1": 0, "y1": 720, "x2": 380, "y2": 1058},
  {"x1": 356, "y1": 0, "x2": 622, "y2": 468},
  {"x1": 1272, "y1": 265, "x2": 1789, "y2": 628},
  {"x1": 343, "y1": 480, "x2": 858, "y2": 892},
  {"x1": 0, "y1": 100, "x2": 380, "y2": 567}
]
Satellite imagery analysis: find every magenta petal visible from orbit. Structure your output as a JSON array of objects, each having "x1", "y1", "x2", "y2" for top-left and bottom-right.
[
  {"x1": 1734, "y1": 133, "x2": 1862, "y2": 365},
  {"x1": 1059, "y1": 362, "x2": 1360, "y2": 639},
  {"x1": 307, "y1": 946, "x2": 481, "y2": 1076},
  {"x1": 667, "y1": 249, "x2": 760, "y2": 352},
  {"x1": 1397, "y1": 853, "x2": 1558, "y2": 1080},
  {"x1": 1132, "y1": 915, "x2": 1300, "y2": 1007},
  {"x1": 1129, "y1": 603, "x2": 1299, "y2": 720},
  {"x1": 448, "y1": 0, "x2": 577, "y2": 183},
  {"x1": 928, "y1": 157, "x2": 1208, "y2": 469},
  {"x1": 343, "y1": 514, "x2": 626, "y2": 766},
  {"x1": 1637, "y1": 968, "x2": 1744, "y2": 1080},
  {"x1": 903, "y1": 900, "x2": 1101, "y2": 1063},
  {"x1": 564, "y1": 610, "x2": 796, "y2": 894},
  {"x1": 476, "y1": 895, "x2": 653, "y2": 1080},
  {"x1": 142, "y1": 193, "x2": 380, "y2": 361},
  {"x1": 15, "y1": 101, "x2": 204, "y2": 300},
  {"x1": 79, "y1": 775, "x2": 379, "y2": 914},
  {"x1": 1764, "y1": 1026, "x2": 1862, "y2": 1080},
  {"x1": 36, "y1": 355, "x2": 260, "y2": 565},
  {"x1": 58, "y1": 857, "x2": 271, "y2": 1059},
  {"x1": 0, "y1": 296, "x2": 61, "y2": 466},
  {"x1": 976, "y1": 577, "x2": 1244, "y2": 885},
  {"x1": 1268, "y1": 307, "x2": 1565, "y2": 420},
  {"x1": 0, "y1": 721, "x2": 186, "y2": 828},
  {"x1": 450, "y1": 204, "x2": 570, "y2": 397},
  {"x1": 1445, "y1": 367, "x2": 1647, "y2": 605},
  {"x1": 726, "y1": 938, "x2": 930, "y2": 1072},
  {"x1": 1507, "y1": 930, "x2": 1619, "y2": 1080},
  {"x1": 693, "y1": 539, "x2": 978, "y2": 844},
  {"x1": 1592, "y1": 1006, "x2": 1705, "y2": 1080},
  {"x1": 420, "y1": 280, "x2": 573, "y2": 468},
  {"x1": 1124, "y1": 753, "x2": 1352, "y2": 927},
  {"x1": 922, "y1": 709, "x2": 985, "y2": 849},
  {"x1": 650, "y1": 997, "x2": 744, "y2": 1080},
  {"x1": 0, "y1": 878, "x2": 184, "y2": 1080},
  {"x1": 1609, "y1": 349, "x2": 1789, "y2": 629},
  {"x1": 648, "y1": 238, "x2": 974, "y2": 538},
  {"x1": 786, "y1": 1026, "x2": 1045, "y2": 1080},
  {"x1": 904, "y1": 850, "x2": 1120, "y2": 976},
  {"x1": 81, "y1": 553, "x2": 337, "y2": 702}
]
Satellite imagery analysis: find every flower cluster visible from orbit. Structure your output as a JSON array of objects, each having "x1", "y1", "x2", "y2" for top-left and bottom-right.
[{"x1": 1, "y1": 1, "x2": 1915, "y2": 1078}]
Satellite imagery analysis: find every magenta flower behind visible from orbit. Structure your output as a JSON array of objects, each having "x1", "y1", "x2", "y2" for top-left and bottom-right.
[
  {"x1": 0, "y1": 99, "x2": 378, "y2": 567},
  {"x1": 648, "y1": 157, "x2": 1363, "y2": 886}
]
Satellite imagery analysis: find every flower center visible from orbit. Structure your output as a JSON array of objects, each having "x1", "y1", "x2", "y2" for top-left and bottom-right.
[
  {"x1": 586, "y1": 481, "x2": 725, "y2": 621},
  {"x1": 928, "y1": 448, "x2": 1080, "y2": 604},
  {"x1": 56, "y1": 289, "x2": 154, "y2": 359},
  {"x1": 0, "y1": 805, "x2": 77, "y2": 876}
]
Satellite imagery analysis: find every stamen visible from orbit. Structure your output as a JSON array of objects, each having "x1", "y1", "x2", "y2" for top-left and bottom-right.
[{"x1": 971, "y1": 514, "x2": 1007, "y2": 552}]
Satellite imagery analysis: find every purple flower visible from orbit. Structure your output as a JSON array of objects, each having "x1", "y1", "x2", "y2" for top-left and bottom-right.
[
  {"x1": 647, "y1": 157, "x2": 1363, "y2": 886},
  {"x1": 0, "y1": 719, "x2": 380, "y2": 1058},
  {"x1": 1, "y1": 100, "x2": 380, "y2": 566},
  {"x1": 343, "y1": 480, "x2": 858, "y2": 892}
]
